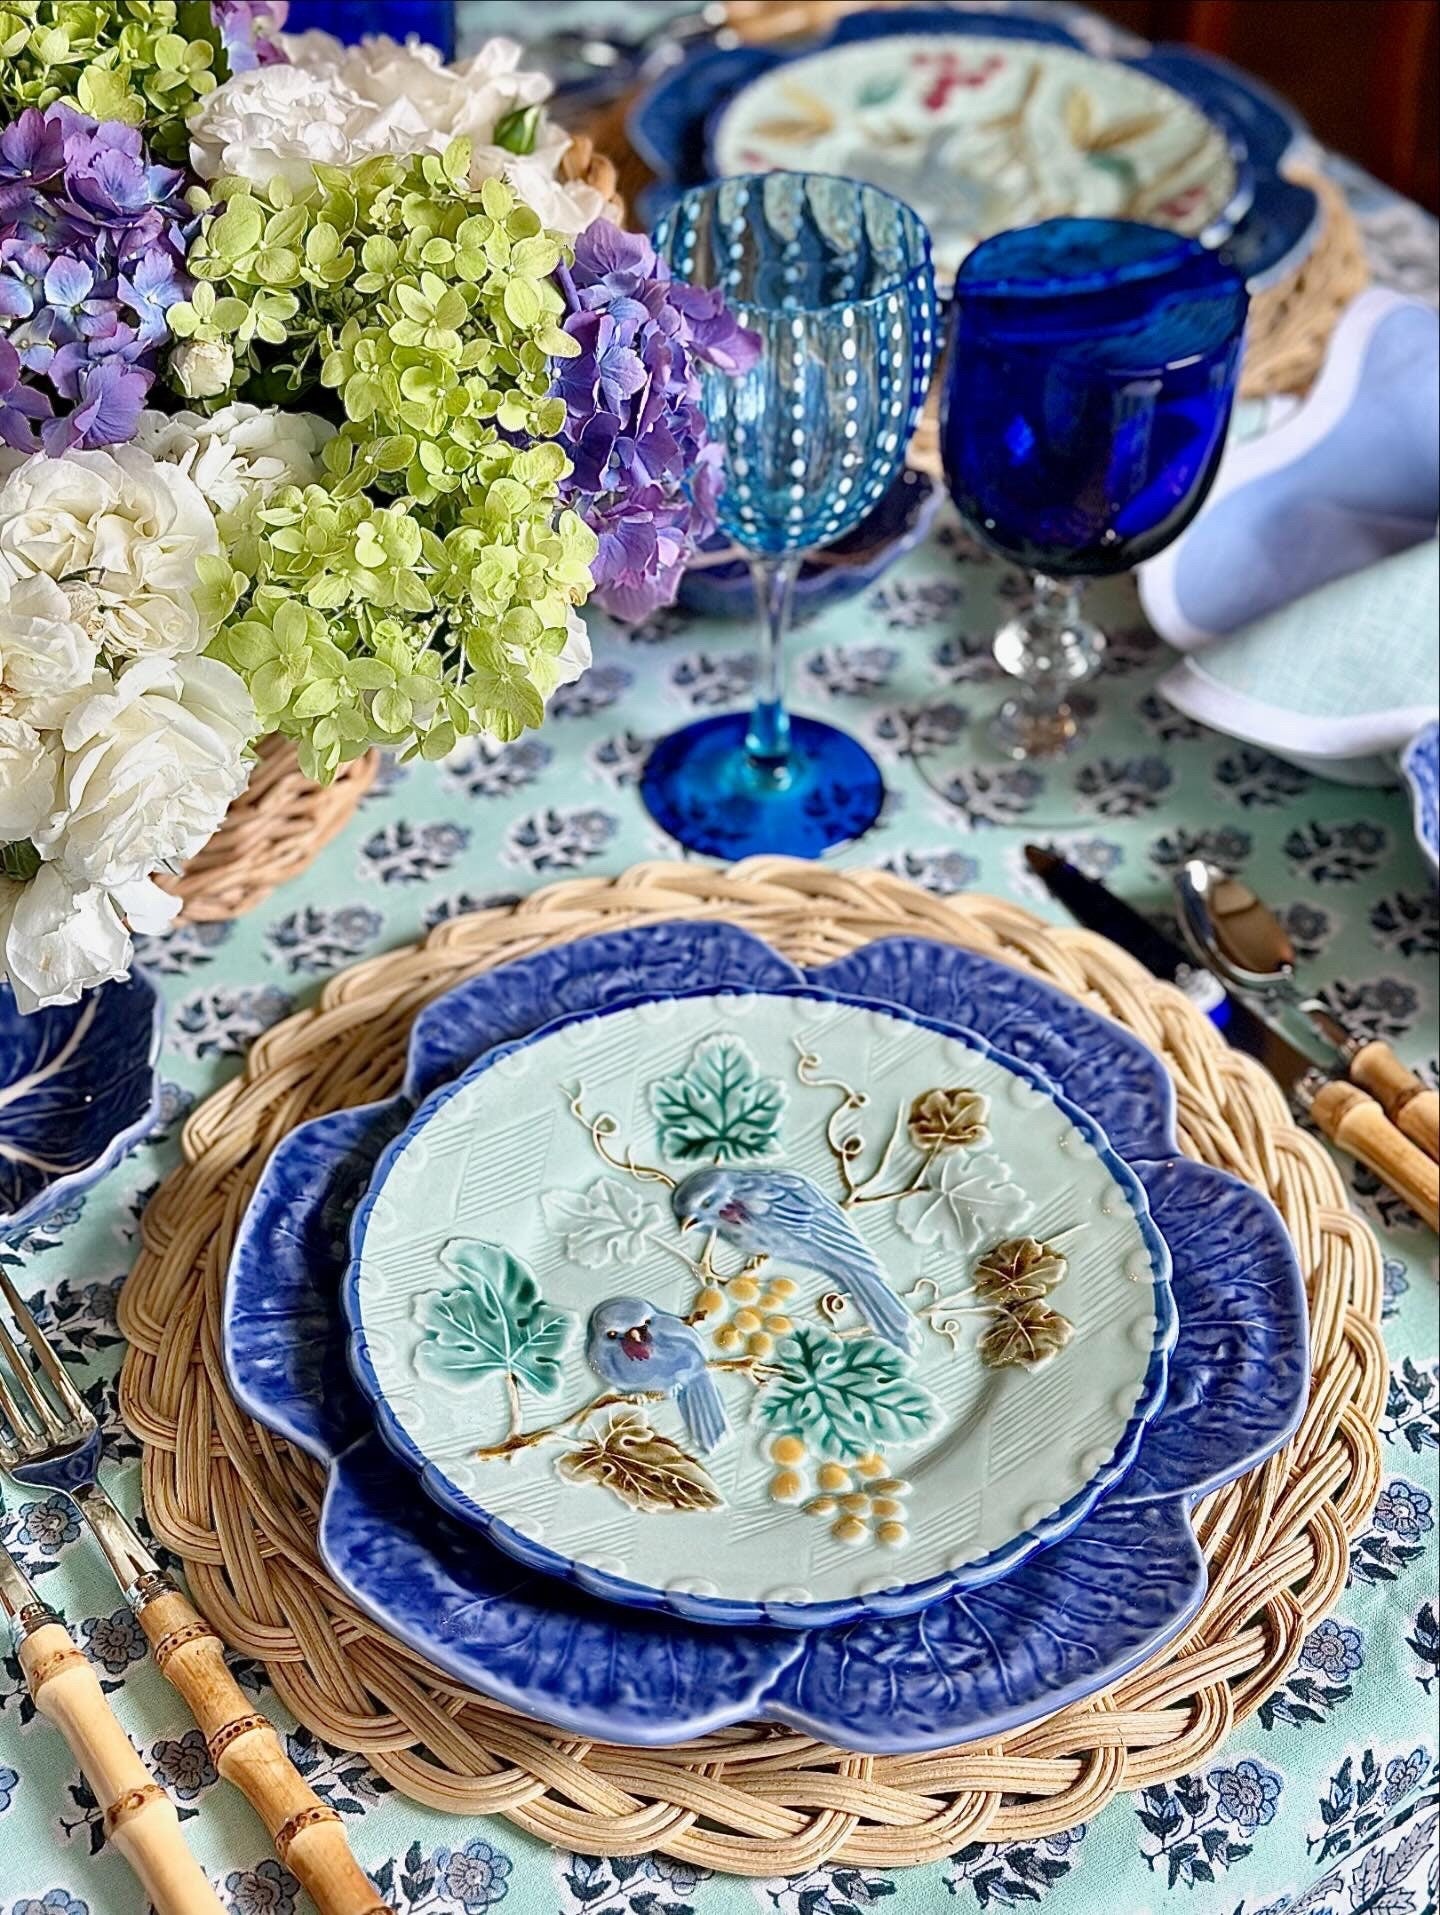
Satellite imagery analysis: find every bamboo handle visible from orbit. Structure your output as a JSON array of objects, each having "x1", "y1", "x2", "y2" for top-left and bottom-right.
[
  {"x1": 136, "y1": 1588, "x2": 393, "y2": 1915},
  {"x1": 18, "y1": 1622, "x2": 224, "y2": 1915},
  {"x1": 1309, "y1": 1079, "x2": 1440, "y2": 1230},
  {"x1": 1348, "y1": 1040, "x2": 1440, "y2": 1161}
]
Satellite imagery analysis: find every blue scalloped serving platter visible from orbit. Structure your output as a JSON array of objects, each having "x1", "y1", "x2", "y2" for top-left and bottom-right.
[
  {"x1": 630, "y1": 7, "x2": 1319, "y2": 291},
  {"x1": 1399, "y1": 720, "x2": 1439, "y2": 875},
  {"x1": 0, "y1": 973, "x2": 162, "y2": 1236},
  {"x1": 224, "y1": 923, "x2": 1309, "y2": 1753}
]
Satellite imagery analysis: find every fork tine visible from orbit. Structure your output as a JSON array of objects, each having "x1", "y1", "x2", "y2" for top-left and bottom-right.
[
  {"x1": 0, "y1": 1268, "x2": 92, "y2": 1431},
  {"x1": 0, "y1": 1363, "x2": 34, "y2": 1456},
  {"x1": 0, "y1": 1316, "x2": 67, "y2": 1443}
]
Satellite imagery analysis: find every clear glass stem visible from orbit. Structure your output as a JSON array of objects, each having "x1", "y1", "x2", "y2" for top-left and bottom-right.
[
  {"x1": 991, "y1": 573, "x2": 1106, "y2": 759},
  {"x1": 746, "y1": 553, "x2": 802, "y2": 774}
]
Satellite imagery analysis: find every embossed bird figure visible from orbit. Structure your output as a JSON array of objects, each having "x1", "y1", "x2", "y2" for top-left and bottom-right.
[
  {"x1": 672, "y1": 1166, "x2": 914, "y2": 1352},
  {"x1": 586, "y1": 1296, "x2": 728, "y2": 1453}
]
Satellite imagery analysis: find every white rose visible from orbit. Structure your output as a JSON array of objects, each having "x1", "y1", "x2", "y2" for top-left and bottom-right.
[
  {"x1": 0, "y1": 446, "x2": 222, "y2": 660},
  {"x1": 135, "y1": 405, "x2": 332, "y2": 522},
  {"x1": 0, "y1": 715, "x2": 60, "y2": 840},
  {"x1": 0, "y1": 865, "x2": 134, "y2": 1015},
  {"x1": 0, "y1": 573, "x2": 100, "y2": 726},
  {"x1": 35, "y1": 653, "x2": 255, "y2": 892},
  {"x1": 188, "y1": 60, "x2": 432, "y2": 190},
  {"x1": 169, "y1": 338, "x2": 235, "y2": 400}
]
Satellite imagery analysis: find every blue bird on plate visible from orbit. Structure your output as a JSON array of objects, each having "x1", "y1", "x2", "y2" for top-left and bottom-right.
[
  {"x1": 586, "y1": 1296, "x2": 728, "y2": 1454},
  {"x1": 672, "y1": 1166, "x2": 914, "y2": 1353}
]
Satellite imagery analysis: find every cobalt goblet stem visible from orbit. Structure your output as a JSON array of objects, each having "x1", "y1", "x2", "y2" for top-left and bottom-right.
[
  {"x1": 745, "y1": 553, "x2": 802, "y2": 775},
  {"x1": 991, "y1": 573, "x2": 1106, "y2": 759}
]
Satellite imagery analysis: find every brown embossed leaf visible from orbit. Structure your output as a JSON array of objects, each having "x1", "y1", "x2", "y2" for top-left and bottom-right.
[
  {"x1": 973, "y1": 1237, "x2": 1068, "y2": 1305},
  {"x1": 557, "y1": 1409, "x2": 722, "y2": 1513},
  {"x1": 978, "y1": 1302, "x2": 1075, "y2": 1371},
  {"x1": 907, "y1": 1087, "x2": 989, "y2": 1152}
]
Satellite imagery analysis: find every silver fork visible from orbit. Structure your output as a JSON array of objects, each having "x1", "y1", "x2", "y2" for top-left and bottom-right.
[{"x1": 0, "y1": 1267, "x2": 392, "y2": 1915}]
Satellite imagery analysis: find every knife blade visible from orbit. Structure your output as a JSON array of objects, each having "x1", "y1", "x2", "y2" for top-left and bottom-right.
[{"x1": 1024, "y1": 846, "x2": 1439, "y2": 1230}]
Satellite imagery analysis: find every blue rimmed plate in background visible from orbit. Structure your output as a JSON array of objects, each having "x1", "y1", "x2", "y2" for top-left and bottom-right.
[
  {"x1": 631, "y1": 5, "x2": 1319, "y2": 289},
  {"x1": 1400, "y1": 720, "x2": 1439, "y2": 874},
  {"x1": 0, "y1": 972, "x2": 162, "y2": 1237}
]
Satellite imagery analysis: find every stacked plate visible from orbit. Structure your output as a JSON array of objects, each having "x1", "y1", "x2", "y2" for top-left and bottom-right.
[
  {"x1": 222, "y1": 921, "x2": 1308, "y2": 1753},
  {"x1": 629, "y1": 4, "x2": 1323, "y2": 290}
]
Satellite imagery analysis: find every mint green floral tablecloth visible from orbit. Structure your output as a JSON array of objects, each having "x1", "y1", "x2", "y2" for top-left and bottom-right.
[{"x1": 1, "y1": 179, "x2": 1437, "y2": 1915}]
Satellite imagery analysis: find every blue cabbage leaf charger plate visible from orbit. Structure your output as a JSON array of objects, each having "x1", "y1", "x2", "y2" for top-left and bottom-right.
[
  {"x1": 0, "y1": 972, "x2": 162, "y2": 1236},
  {"x1": 224, "y1": 924, "x2": 1308, "y2": 1753}
]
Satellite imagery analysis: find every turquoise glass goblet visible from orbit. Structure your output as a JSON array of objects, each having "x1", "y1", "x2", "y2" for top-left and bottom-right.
[{"x1": 643, "y1": 173, "x2": 938, "y2": 857}]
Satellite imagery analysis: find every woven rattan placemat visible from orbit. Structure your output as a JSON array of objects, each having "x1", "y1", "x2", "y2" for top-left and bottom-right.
[{"x1": 118, "y1": 861, "x2": 1385, "y2": 1874}]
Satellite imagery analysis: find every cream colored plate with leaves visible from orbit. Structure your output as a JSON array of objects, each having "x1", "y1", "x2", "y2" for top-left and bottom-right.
[{"x1": 711, "y1": 34, "x2": 1245, "y2": 282}]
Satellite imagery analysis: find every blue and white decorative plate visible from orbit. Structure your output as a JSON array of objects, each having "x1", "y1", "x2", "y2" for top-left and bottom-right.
[
  {"x1": 1399, "y1": 720, "x2": 1439, "y2": 874},
  {"x1": 225, "y1": 924, "x2": 1309, "y2": 1752},
  {"x1": 631, "y1": 6, "x2": 1319, "y2": 290},
  {"x1": 343, "y1": 981, "x2": 1175, "y2": 1629},
  {"x1": 0, "y1": 973, "x2": 163, "y2": 1236}
]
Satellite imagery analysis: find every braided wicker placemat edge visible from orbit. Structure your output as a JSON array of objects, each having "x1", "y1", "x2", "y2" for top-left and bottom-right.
[{"x1": 118, "y1": 860, "x2": 1385, "y2": 1875}]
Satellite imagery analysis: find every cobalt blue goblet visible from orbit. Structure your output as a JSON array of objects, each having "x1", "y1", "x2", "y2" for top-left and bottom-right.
[
  {"x1": 942, "y1": 219, "x2": 1249, "y2": 758},
  {"x1": 644, "y1": 173, "x2": 938, "y2": 857}
]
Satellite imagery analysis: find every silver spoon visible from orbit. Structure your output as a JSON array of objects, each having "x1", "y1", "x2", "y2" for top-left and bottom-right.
[{"x1": 1175, "y1": 860, "x2": 1439, "y2": 1161}]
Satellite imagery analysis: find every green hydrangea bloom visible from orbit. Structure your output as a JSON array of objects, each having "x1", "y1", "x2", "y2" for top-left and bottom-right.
[
  {"x1": 0, "y1": 2, "x2": 225, "y2": 163},
  {"x1": 174, "y1": 140, "x2": 599, "y2": 780}
]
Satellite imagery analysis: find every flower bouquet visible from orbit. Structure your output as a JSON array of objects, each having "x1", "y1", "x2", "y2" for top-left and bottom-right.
[{"x1": 0, "y1": 5, "x2": 754, "y2": 1010}]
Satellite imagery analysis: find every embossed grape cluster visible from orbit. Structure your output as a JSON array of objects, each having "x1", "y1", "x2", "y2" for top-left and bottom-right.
[
  {"x1": 692, "y1": 1271, "x2": 798, "y2": 1361},
  {"x1": 765, "y1": 1438, "x2": 912, "y2": 1549}
]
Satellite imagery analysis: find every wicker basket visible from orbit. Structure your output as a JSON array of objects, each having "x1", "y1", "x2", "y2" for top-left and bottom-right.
[{"x1": 164, "y1": 140, "x2": 626, "y2": 928}]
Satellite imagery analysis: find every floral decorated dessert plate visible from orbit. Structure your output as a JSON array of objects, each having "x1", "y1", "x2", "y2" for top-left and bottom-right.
[
  {"x1": 343, "y1": 982, "x2": 1175, "y2": 1628},
  {"x1": 633, "y1": 8, "x2": 1320, "y2": 289},
  {"x1": 709, "y1": 32, "x2": 1247, "y2": 282},
  {"x1": 225, "y1": 923, "x2": 1308, "y2": 1751}
]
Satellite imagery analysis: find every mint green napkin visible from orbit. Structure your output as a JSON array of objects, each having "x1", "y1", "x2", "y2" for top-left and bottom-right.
[{"x1": 1159, "y1": 536, "x2": 1439, "y2": 781}]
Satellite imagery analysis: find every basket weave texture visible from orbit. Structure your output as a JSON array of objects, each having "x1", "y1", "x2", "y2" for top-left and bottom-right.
[
  {"x1": 117, "y1": 861, "x2": 1386, "y2": 1876},
  {"x1": 168, "y1": 141, "x2": 625, "y2": 927}
]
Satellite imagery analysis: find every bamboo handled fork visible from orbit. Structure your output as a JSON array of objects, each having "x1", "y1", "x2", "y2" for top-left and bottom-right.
[
  {"x1": 0, "y1": 1267, "x2": 393, "y2": 1915},
  {"x1": 0, "y1": 1513, "x2": 225, "y2": 1915}
]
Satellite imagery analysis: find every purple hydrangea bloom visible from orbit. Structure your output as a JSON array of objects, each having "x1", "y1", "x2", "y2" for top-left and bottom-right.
[
  {"x1": 0, "y1": 106, "x2": 190, "y2": 453},
  {"x1": 555, "y1": 218, "x2": 758, "y2": 622},
  {"x1": 212, "y1": 0, "x2": 290, "y2": 72}
]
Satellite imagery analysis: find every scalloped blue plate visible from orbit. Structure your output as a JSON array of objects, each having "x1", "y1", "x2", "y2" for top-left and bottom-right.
[
  {"x1": 631, "y1": 7, "x2": 1318, "y2": 290},
  {"x1": 224, "y1": 923, "x2": 1308, "y2": 1752},
  {"x1": 0, "y1": 973, "x2": 162, "y2": 1236}
]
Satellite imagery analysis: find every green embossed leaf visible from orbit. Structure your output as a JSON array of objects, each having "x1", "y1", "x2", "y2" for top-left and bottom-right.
[
  {"x1": 651, "y1": 1036, "x2": 786, "y2": 1163},
  {"x1": 413, "y1": 1239, "x2": 573, "y2": 1393},
  {"x1": 978, "y1": 1302, "x2": 1075, "y2": 1372},
  {"x1": 754, "y1": 1325, "x2": 939, "y2": 1461},
  {"x1": 542, "y1": 1178, "x2": 666, "y2": 1269},
  {"x1": 557, "y1": 1410, "x2": 722, "y2": 1512}
]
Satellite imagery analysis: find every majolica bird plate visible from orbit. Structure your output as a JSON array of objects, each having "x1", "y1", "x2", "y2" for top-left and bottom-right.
[
  {"x1": 343, "y1": 985, "x2": 1175, "y2": 1628},
  {"x1": 225, "y1": 924, "x2": 1308, "y2": 1750}
]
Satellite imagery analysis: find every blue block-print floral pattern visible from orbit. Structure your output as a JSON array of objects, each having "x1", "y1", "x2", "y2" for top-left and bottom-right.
[{"x1": 0, "y1": 144, "x2": 1436, "y2": 1915}]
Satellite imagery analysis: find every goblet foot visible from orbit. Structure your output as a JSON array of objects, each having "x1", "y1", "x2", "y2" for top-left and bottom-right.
[{"x1": 640, "y1": 712, "x2": 886, "y2": 858}]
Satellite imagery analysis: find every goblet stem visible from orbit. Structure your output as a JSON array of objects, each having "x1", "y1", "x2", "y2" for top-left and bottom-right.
[
  {"x1": 745, "y1": 554, "x2": 802, "y2": 776},
  {"x1": 991, "y1": 573, "x2": 1106, "y2": 760}
]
